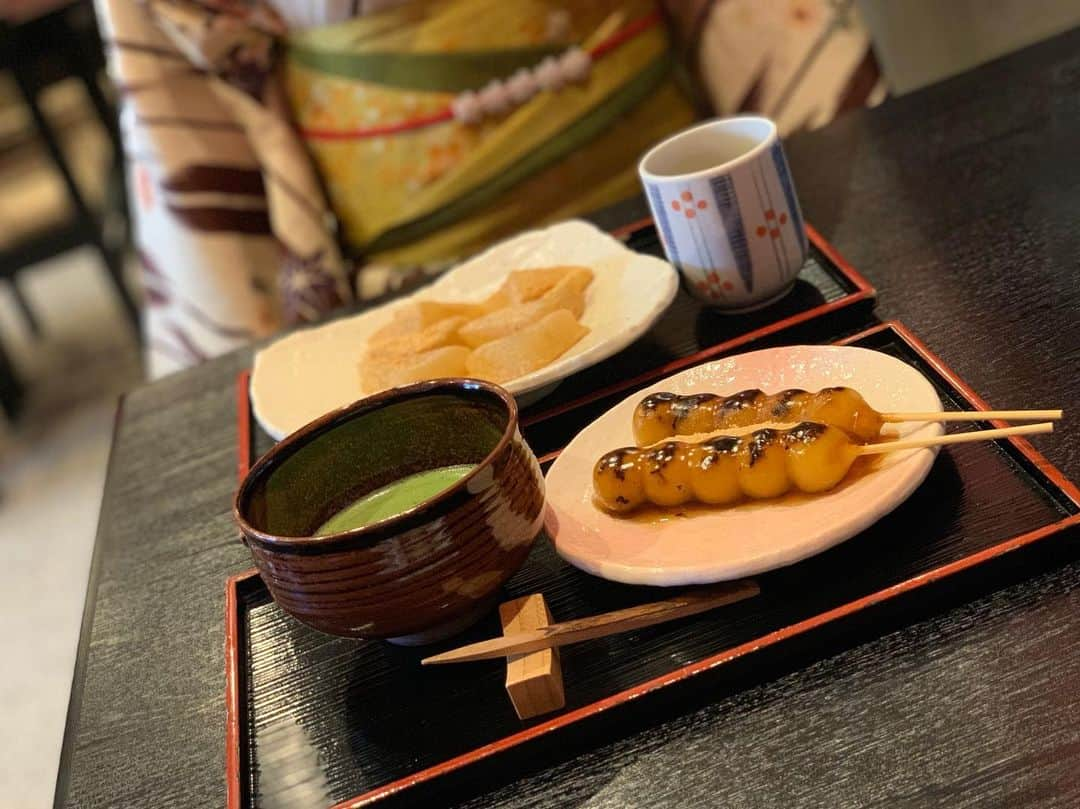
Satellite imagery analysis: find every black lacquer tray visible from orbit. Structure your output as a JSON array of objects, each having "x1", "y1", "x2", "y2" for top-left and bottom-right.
[
  {"x1": 226, "y1": 321, "x2": 1080, "y2": 809},
  {"x1": 235, "y1": 221, "x2": 875, "y2": 470}
]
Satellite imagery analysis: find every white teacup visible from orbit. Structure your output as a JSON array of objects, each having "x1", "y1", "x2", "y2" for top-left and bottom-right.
[{"x1": 639, "y1": 116, "x2": 807, "y2": 311}]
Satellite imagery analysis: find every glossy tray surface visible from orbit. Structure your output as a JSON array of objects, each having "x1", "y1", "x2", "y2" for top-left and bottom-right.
[{"x1": 226, "y1": 322, "x2": 1079, "y2": 809}]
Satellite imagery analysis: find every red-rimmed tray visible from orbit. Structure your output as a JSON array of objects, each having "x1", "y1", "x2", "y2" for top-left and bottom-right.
[
  {"x1": 236, "y1": 221, "x2": 874, "y2": 469},
  {"x1": 226, "y1": 321, "x2": 1079, "y2": 809}
]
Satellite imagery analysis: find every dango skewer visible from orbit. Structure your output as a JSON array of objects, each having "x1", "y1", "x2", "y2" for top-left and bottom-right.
[
  {"x1": 633, "y1": 387, "x2": 1061, "y2": 446},
  {"x1": 594, "y1": 421, "x2": 1054, "y2": 514}
]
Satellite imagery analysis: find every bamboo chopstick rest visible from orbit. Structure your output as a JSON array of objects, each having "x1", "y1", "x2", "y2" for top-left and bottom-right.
[{"x1": 499, "y1": 594, "x2": 565, "y2": 720}]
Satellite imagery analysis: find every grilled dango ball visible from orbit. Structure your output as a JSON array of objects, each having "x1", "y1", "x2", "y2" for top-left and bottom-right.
[
  {"x1": 632, "y1": 387, "x2": 884, "y2": 446},
  {"x1": 592, "y1": 422, "x2": 859, "y2": 514}
]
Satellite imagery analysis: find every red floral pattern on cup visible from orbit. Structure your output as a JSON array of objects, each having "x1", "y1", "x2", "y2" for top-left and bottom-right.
[
  {"x1": 755, "y1": 208, "x2": 788, "y2": 239},
  {"x1": 671, "y1": 189, "x2": 709, "y2": 220}
]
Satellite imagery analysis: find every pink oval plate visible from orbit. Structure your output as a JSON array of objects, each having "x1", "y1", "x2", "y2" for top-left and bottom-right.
[{"x1": 545, "y1": 345, "x2": 943, "y2": 585}]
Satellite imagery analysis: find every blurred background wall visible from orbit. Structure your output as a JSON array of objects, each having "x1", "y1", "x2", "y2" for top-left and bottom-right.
[{"x1": 860, "y1": 0, "x2": 1080, "y2": 94}]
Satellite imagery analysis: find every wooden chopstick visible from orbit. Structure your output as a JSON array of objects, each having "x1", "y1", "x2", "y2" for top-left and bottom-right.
[{"x1": 421, "y1": 579, "x2": 760, "y2": 665}]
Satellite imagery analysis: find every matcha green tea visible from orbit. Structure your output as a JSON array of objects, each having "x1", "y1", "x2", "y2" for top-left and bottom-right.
[{"x1": 315, "y1": 464, "x2": 475, "y2": 535}]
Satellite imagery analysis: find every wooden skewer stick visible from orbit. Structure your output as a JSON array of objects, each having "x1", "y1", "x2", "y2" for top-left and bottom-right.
[
  {"x1": 881, "y1": 409, "x2": 1062, "y2": 423},
  {"x1": 858, "y1": 422, "x2": 1053, "y2": 455},
  {"x1": 422, "y1": 579, "x2": 760, "y2": 666}
]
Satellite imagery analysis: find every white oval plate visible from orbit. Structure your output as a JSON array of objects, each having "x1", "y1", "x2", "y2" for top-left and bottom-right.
[
  {"x1": 251, "y1": 220, "x2": 679, "y2": 440},
  {"x1": 545, "y1": 345, "x2": 943, "y2": 586}
]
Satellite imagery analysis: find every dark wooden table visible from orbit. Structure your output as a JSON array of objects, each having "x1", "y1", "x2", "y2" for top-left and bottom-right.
[{"x1": 56, "y1": 29, "x2": 1080, "y2": 808}]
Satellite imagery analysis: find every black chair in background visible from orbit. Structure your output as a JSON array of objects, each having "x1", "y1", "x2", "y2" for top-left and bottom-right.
[{"x1": 0, "y1": 1, "x2": 138, "y2": 421}]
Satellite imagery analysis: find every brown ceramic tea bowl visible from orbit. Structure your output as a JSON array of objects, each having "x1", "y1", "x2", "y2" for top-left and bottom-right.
[{"x1": 234, "y1": 379, "x2": 545, "y2": 644}]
